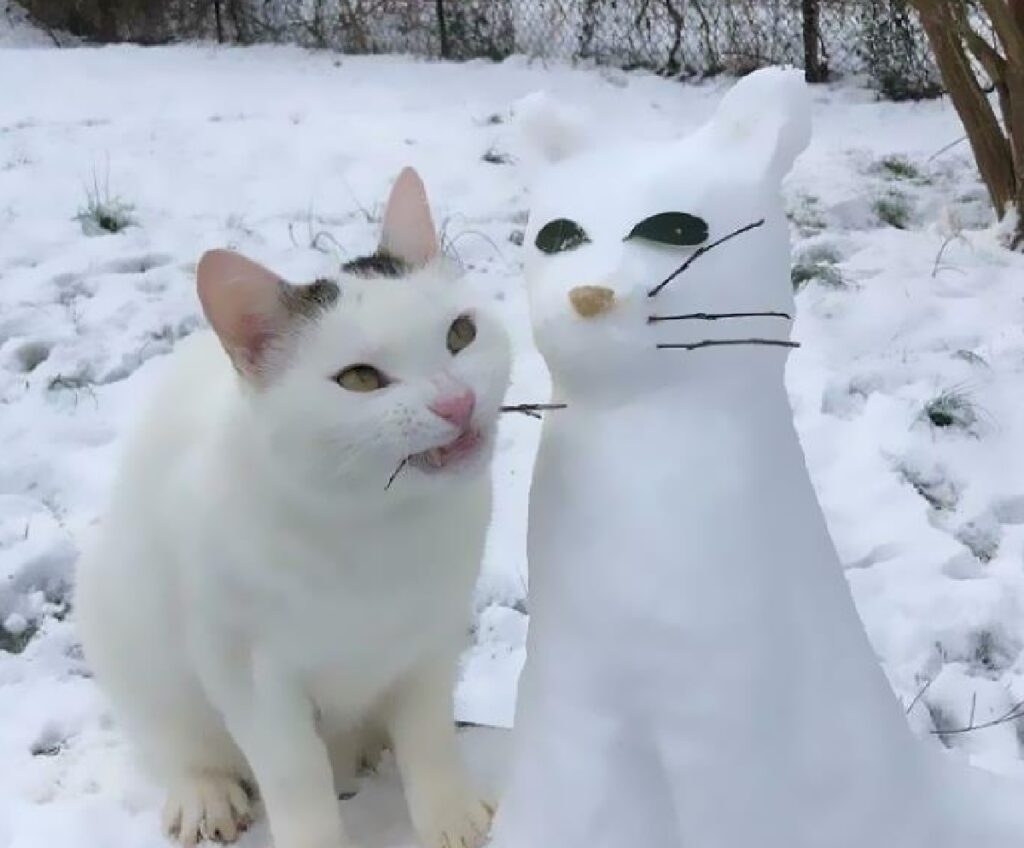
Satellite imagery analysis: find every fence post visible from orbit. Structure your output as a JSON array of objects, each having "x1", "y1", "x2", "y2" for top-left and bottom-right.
[
  {"x1": 802, "y1": 0, "x2": 826, "y2": 82},
  {"x1": 214, "y1": 0, "x2": 224, "y2": 43},
  {"x1": 436, "y1": 0, "x2": 449, "y2": 58}
]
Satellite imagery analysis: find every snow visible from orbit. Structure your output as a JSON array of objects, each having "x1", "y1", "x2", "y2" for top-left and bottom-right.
[
  {"x1": 496, "y1": 67, "x2": 1022, "y2": 847},
  {"x1": 0, "y1": 30, "x2": 1023, "y2": 848}
]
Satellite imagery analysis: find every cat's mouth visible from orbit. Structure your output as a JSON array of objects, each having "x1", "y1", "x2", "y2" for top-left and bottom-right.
[{"x1": 408, "y1": 428, "x2": 483, "y2": 473}]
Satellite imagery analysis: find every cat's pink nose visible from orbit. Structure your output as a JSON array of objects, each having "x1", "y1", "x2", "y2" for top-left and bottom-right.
[{"x1": 430, "y1": 389, "x2": 476, "y2": 431}]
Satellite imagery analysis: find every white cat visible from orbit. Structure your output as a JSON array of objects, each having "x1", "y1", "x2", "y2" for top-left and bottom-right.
[{"x1": 75, "y1": 168, "x2": 511, "y2": 848}]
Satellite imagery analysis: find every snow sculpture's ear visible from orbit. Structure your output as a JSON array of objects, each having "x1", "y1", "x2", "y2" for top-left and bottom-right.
[
  {"x1": 705, "y1": 67, "x2": 811, "y2": 183},
  {"x1": 379, "y1": 166, "x2": 439, "y2": 268},
  {"x1": 513, "y1": 91, "x2": 592, "y2": 164},
  {"x1": 197, "y1": 249, "x2": 337, "y2": 382}
]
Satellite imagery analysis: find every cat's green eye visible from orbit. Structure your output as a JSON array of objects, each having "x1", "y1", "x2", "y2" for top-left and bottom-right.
[
  {"x1": 447, "y1": 315, "x2": 477, "y2": 355},
  {"x1": 535, "y1": 218, "x2": 590, "y2": 254},
  {"x1": 625, "y1": 212, "x2": 708, "y2": 247},
  {"x1": 335, "y1": 364, "x2": 388, "y2": 392}
]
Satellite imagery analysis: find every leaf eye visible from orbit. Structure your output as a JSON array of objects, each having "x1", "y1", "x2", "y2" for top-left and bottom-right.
[
  {"x1": 535, "y1": 218, "x2": 590, "y2": 254},
  {"x1": 447, "y1": 315, "x2": 476, "y2": 355},
  {"x1": 335, "y1": 364, "x2": 388, "y2": 392},
  {"x1": 625, "y1": 212, "x2": 708, "y2": 247}
]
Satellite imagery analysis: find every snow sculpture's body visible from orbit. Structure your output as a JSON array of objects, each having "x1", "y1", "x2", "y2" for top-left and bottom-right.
[{"x1": 496, "y1": 69, "x2": 1022, "y2": 848}]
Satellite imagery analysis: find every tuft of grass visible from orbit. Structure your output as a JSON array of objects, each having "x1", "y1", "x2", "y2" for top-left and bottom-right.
[
  {"x1": 963, "y1": 628, "x2": 1018, "y2": 676},
  {"x1": 877, "y1": 154, "x2": 924, "y2": 182},
  {"x1": 30, "y1": 727, "x2": 67, "y2": 758},
  {"x1": 792, "y1": 260, "x2": 844, "y2": 291},
  {"x1": 47, "y1": 373, "x2": 93, "y2": 392},
  {"x1": 918, "y1": 388, "x2": 979, "y2": 433},
  {"x1": 874, "y1": 191, "x2": 912, "y2": 229},
  {"x1": 482, "y1": 146, "x2": 514, "y2": 165},
  {"x1": 75, "y1": 172, "x2": 136, "y2": 235},
  {"x1": 791, "y1": 243, "x2": 845, "y2": 291},
  {"x1": 953, "y1": 349, "x2": 989, "y2": 368},
  {"x1": 895, "y1": 461, "x2": 959, "y2": 511},
  {"x1": 786, "y1": 192, "x2": 826, "y2": 234},
  {"x1": 956, "y1": 518, "x2": 1001, "y2": 563},
  {"x1": 287, "y1": 209, "x2": 345, "y2": 260},
  {"x1": 0, "y1": 617, "x2": 38, "y2": 655}
]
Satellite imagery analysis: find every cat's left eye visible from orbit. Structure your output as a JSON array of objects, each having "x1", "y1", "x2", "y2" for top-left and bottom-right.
[
  {"x1": 335, "y1": 364, "x2": 388, "y2": 392},
  {"x1": 535, "y1": 219, "x2": 590, "y2": 254},
  {"x1": 447, "y1": 315, "x2": 476, "y2": 355},
  {"x1": 625, "y1": 212, "x2": 708, "y2": 247}
]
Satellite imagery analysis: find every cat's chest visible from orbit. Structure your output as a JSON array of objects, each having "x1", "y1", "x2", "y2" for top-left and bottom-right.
[{"x1": 192, "y1": 497, "x2": 481, "y2": 677}]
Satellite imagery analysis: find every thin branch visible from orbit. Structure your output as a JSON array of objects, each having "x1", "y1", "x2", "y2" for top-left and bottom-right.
[
  {"x1": 905, "y1": 677, "x2": 935, "y2": 715},
  {"x1": 656, "y1": 338, "x2": 800, "y2": 351},
  {"x1": 962, "y1": 25, "x2": 1007, "y2": 84},
  {"x1": 647, "y1": 219, "x2": 766, "y2": 297},
  {"x1": 931, "y1": 697, "x2": 1024, "y2": 737},
  {"x1": 385, "y1": 458, "x2": 408, "y2": 491},
  {"x1": 979, "y1": 0, "x2": 1024, "y2": 65},
  {"x1": 926, "y1": 135, "x2": 968, "y2": 162},
  {"x1": 501, "y1": 403, "x2": 568, "y2": 419},
  {"x1": 648, "y1": 310, "x2": 792, "y2": 323},
  {"x1": 931, "y1": 233, "x2": 965, "y2": 277}
]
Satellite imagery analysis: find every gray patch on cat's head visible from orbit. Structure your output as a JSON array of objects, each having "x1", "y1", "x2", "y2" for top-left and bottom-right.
[
  {"x1": 341, "y1": 251, "x2": 410, "y2": 279},
  {"x1": 279, "y1": 277, "x2": 340, "y2": 320}
]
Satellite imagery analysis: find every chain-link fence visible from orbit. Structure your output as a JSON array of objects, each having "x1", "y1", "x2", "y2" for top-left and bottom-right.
[{"x1": 18, "y1": 0, "x2": 944, "y2": 99}]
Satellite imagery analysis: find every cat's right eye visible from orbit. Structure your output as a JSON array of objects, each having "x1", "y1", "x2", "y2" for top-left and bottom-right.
[
  {"x1": 535, "y1": 218, "x2": 590, "y2": 254},
  {"x1": 334, "y1": 364, "x2": 388, "y2": 393}
]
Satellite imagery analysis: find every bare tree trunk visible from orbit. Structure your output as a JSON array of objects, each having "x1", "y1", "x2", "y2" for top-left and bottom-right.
[
  {"x1": 912, "y1": 0, "x2": 1023, "y2": 248},
  {"x1": 436, "y1": 0, "x2": 448, "y2": 58},
  {"x1": 214, "y1": 0, "x2": 224, "y2": 43},
  {"x1": 802, "y1": 0, "x2": 826, "y2": 82}
]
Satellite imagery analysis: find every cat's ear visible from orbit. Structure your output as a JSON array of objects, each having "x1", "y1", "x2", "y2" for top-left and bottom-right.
[
  {"x1": 704, "y1": 67, "x2": 811, "y2": 183},
  {"x1": 379, "y1": 167, "x2": 439, "y2": 268},
  {"x1": 196, "y1": 249, "x2": 300, "y2": 381},
  {"x1": 513, "y1": 91, "x2": 591, "y2": 164}
]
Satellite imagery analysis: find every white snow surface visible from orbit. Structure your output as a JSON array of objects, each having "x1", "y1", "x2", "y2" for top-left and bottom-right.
[{"x1": 1, "y1": 37, "x2": 1023, "y2": 848}]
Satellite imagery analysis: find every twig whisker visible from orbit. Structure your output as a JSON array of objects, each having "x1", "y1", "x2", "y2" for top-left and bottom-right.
[
  {"x1": 385, "y1": 458, "x2": 408, "y2": 491},
  {"x1": 657, "y1": 338, "x2": 800, "y2": 351},
  {"x1": 649, "y1": 310, "x2": 791, "y2": 323},
  {"x1": 647, "y1": 219, "x2": 766, "y2": 298},
  {"x1": 501, "y1": 403, "x2": 568, "y2": 418}
]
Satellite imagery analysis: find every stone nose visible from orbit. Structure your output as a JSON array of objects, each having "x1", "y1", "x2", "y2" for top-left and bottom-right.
[
  {"x1": 429, "y1": 388, "x2": 476, "y2": 430},
  {"x1": 569, "y1": 285, "x2": 615, "y2": 318}
]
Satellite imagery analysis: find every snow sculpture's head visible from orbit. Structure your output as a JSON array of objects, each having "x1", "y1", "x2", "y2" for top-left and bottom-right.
[{"x1": 519, "y1": 68, "x2": 811, "y2": 401}]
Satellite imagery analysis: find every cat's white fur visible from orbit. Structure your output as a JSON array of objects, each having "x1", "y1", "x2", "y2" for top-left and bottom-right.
[{"x1": 75, "y1": 168, "x2": 511, "y2": 848}]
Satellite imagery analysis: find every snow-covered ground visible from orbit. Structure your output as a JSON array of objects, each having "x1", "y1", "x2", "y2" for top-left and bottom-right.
[{"x1": 2, "y1": 10, "x2": 1024, "y2": 848}]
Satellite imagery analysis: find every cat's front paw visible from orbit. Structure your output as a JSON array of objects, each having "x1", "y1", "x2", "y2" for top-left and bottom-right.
[
  {"x1": 412, "y1": 794, "x2": 495, "y2": 848},
  {"x1": 162, "y1": 773, "x2": 252, "y2": 846}
]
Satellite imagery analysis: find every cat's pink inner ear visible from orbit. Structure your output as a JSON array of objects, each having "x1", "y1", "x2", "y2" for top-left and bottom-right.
[
  {"x1": 196, "y1": 249, "x2": 288, "y2": 377},
  {"x1": 380, "y1": 167, "x2": 440, "y2": 268}
]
